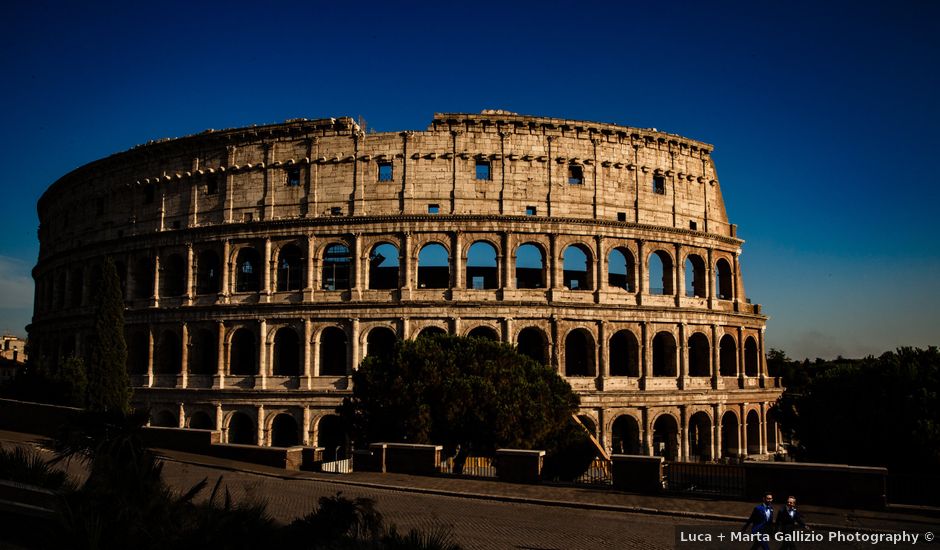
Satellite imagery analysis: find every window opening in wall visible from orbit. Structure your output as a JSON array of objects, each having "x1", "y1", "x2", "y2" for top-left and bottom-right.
[
  {"x1": 171, "y1": 220, "x2": 181, "y2": 230},
  {"x1": 206, "y1": 175, "x2": 219, "y2": 195},
  {"x1": 689, "y1": 220, "x2": 697, "y2": 230},
  {"x1": 427, "y1": 204, "x2": 440, "y2": 214},
  {"x1": 525, "y1": 206, "x2": 537, "y2": 216},
  {"x1": 368, "y1": 243, "x2": 400, "y2": 290},
  {"x1": 568, "y1": 165, "x2": 583, "y2": 185},
  {"x1": 378, "y1": 162, "x2": 393, "y2": 182},
  {"x1": 287, "y1": 167, "x2": 302, "y2": 187},
  {"x1": 563, "y1": 244, "x2": 592, "y2": 291},
  {"x1": 322, "y1": 244, "x2": 351, "y2": 290},
  {"x1": 143, "y1": 186, "x2": 155, "y2": 204},
  {"x1": 330, "y1": 207, "x2": 343, "y2": 216},
  {"x1": 617, "y1": 212, "x2": 627, "y2": 222},
  {"x1": 653, "y1": 175, "x2": 666, "y2": 195},
  {"x1": 475, "y1": 160, "x2": 491, "y2": 181},
  {"x1": 417, "y1": 243, "x2": 450, "y2": 289},
  {"x1": 466, "y1": 241, "x2": 498, "y2": 289},
  {"x1": 472, "y1": 276, "x2": 485, "y2": 289},
  {"x1": 607, "y1": 247, "x2": 634, "y2": 292},
  {"x1": 243, "y1": 212, "x2": 253, "y2": 222},
  {"x1": 515, "y1": 243, "x2": 545, "y2": 289}
]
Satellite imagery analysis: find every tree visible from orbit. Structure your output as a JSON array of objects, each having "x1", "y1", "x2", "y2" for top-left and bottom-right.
[
  {"x1": 339, "y1": 334, "x2": 582, "y2": 471},
  {"x1": 86, "y1": 257, "x2": 132, "y2": 414}
]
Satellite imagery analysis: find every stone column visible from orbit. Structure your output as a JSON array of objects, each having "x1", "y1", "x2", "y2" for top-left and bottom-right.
[
  {"x1": 146, "y1": 325, "x2": 154, "y2": 388},
  {"x1": 640, "y1": 321, "x2": 650, "y2": 389},
  {"x1": 548, "y1": 234, "x2": 558, "y2": 291},
  {"x1": 402, "y1": 232, "x2": 413, "y2": 292},
  {"x1": 262, "y1": 238, "x2": 272, "y2": 302},
  {"x1": 178, "y1": 402, "x2": 186, "y2": 429},
  {"x1": 732, "y1": 251, "x2": 741, "y2": 308},
  {"x1": 352, "y1": 233, "x2": 363, "y2": 298},
  {"x1": 595, "y1": 235, "x2": 606, "y2": 294},
  {"x1": 452, "y1": 231, "x2": 463, "y2": 289},
  {"x1": 305, "y1": 234, "x2": 315, "y2": 297},
  {"x1": 303, "y1": 318, "x2": 312, "y2": 389},
  {"x1": 215, "y1": 321, "x2": 225, "y2": 389},
  {"x1": 675, "y1": 243, "x2": 684, "y2": 306},
  {"x1": 302, "y1": 406, "x2": 311, "y2": 445},
  {"x1": 257, "y1": 405, "x2": 266, "y2": 447},
  {"x1": 636, "y1": 240, "x2": 645, "y2": 305},
  {"x1": 641, "y1": 408, "x2": 652, "y2": 456},
  {"x1": 215, "y1": 402, "x2": 223, "y2": 431},
  {"x1": 678, "y1": 322, "x2": 688, "y2": 389},
  {"x1": 221, "y1": 240, "x2": 231, "y2": 302},
  {"x1": 713, "y1": 404, "x2": 722, "y2": 459},
  {"x1": 679, "y1": 406, "x2": 688, "y2": 462},
  {"x1": 738, "y1": 404, "x2": 747, "y2": 457},
  {"x1": 597, "y1": 321, "x2": 607, "y2": 390},
  {"x1": 152, "y1": 253, "x2": 161, "y2": 308},
  {"x1": 758, "y1": 327, "x2": 768, "y2": 386},
  {"x1": 312, "y1": 327, "x2": 321, "y2": 376},
  {"x1": 180, "y1": 322, "x2": 189, "y2": 389},
  {"x1": 500, "y1": 231, "x2": 512, "y2": 291},
  {"x1": 501, "y1": 317, "x2": 513, "y2": 344},
  {"x1": 258, "y1": 319, "x2": 267, "y2": 389},
  {"x1": 759, "y1": 404, "x2": 768, "y2": 455},
  {"x1": 350, "y1": 318, "x2": 360, "y2": 373},
  {"x1": 706, "y1": 248, "x2": 714, "y2": 309},
  {"x1": 185, "y1": 243, "x2": 194, "y2": 306},
  {"x1": 711, "y1": 324, "x2": 720, "y2": 389},
  {"x1": 737, "y1": 326, "x2": 745, "y2": 385}
]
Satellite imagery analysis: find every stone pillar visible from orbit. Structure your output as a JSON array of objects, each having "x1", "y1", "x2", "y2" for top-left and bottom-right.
[
  {"x1": 758, "y1": 327, "x2": 768, "y2": 385},
  {"x1": 352, "y1": 233, "x2": 363, "y2": 298},
  {"x1": 305, "y1": 234, "x2": 315, "y2": 298},
  {"x1": 711, "y1": 324, "x2": 720, "y2": 389},
  {"x1": 679, "y1": 405, "x2": 688, "y2": 462},
  {"x1": 152, "y1": 253, "x2": 160, "y2": 307},
  {"x1": 452, "y1": 231, "x2": 463, "y2": 289},
  {"x1": 675, "y1": 243, "x2": 684, "y2": 306},
  {"x1": 641, "y1": 408, "x2": 652, "y2": 456},
  {"x1": 303, "y1": 318, "x2": 312, "y2": 389},
  {"x1": 178, "y1": 402, "x2": 186, "y2": 429},
  {"x1": 738, "y1": 404, "x2": 747, "y2": 457},
  {"x1": 596, "y1": 235, "x2": 606, "y2": 293},
  {"x1": 257, "y1": 405, "x2": 266, "y2": 447},
  {"x1": 500, "y1": 231, "x2": 512, "y2": 291},
  {"x1": 636, "y1": 240, "x2": 645, "y2": 305},
  {"x1": 258, "y1": 319, "x2": 267, "y2": 389},
  {"x1": 146, "y1": 326, "x2": 154, "y2": 388},
  {"x1": 678, "y1": 322, "x2": 688, "y2": 389},
  {"x1": 597, "y1": 321, "x2": 608, "y2": 381},
  {"x1": 706, "y1": 248, "x2": 714, "y2": 309},
  {"x1": 350, "y1": 318, "x2": 360, "y2": 373},
  {"x1": 501, "y1": 317, "x2": 513, "y2": 344},
  {"x1": 737, "y1": 326, "x2": 745, "y2": 384},
  {"x1": 312, "y1": 327, "x2": 321, "y2": 376},
  {"x1": 215, "y1": 321, "x2": 225, "y2": 389},
  {"x1": 180, "y1": 322, "x2": 189, "y2": 389},
  {"x1": 732, "y1": 251, "x2": 741, "y2": 308},
  {"x1": 221, "y1": 240, "x2": 231, "y2": 302},
  {"x1": 402, "y1": 232, "x2": 413, "y2": 293},
  {"x1": 185, "y1": 243, "x2": 194, "y2": 306},
  {"x1": 713, "y1": 404, "x2": 722, "y2": 459},
  {"x1": 215, "y1": 402, "x2": 223, "y2": 431},
  {"x1": 548, "y1": 234, "x2": 558, "y2": 291},
  {"x1": 450, "y1": 317, "x2": 460, "y2": 337},
  {"x1": 262, "y1": 238, "x2": 272, "y2": 302},
  {"x1": 400, "y1": 317, "x2": 410, "y2": 341},
  {"x1": 302, "y1": 406, "x2": 311, "y2": 445},
  {"x1": 759, "y1": 404, "x2": 768, "y2": 455}
]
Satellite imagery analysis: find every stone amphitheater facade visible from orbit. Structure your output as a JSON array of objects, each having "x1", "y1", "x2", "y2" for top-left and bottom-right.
[{"x1": 31, "y1": 111, "x2": 782, "y2": 461}]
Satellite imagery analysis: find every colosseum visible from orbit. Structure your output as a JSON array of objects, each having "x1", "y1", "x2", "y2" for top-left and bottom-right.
[{"x1": 31, "y1": 110, "x2": 782, "y2": 462}]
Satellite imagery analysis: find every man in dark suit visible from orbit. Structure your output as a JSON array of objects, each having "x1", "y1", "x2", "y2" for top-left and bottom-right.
[
  {"x1": 775, "y1": 496, "x2": 807, "y2": 549},
  {"x1": 742, "y1": 492, "x2": 775, "y2": 550}
]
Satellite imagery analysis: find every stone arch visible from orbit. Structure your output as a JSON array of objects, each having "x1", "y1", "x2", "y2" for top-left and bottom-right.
[
  {"x1": 716, "y1": 258, "x2": 733, "y2": 300},
  {"x1": 227, "y1": 411, "x2": 256, "y2": 445},
  {"x1": 196, "y1": 249, "x2": 221, "y2": 294},
  {"x1": 652, "y1": 331, "x2": 677, "y2": 377},
  {"x1": 684, "y1": 254, "x2": 707, "y2": 298},
  {"x1": 607, "y1": 246, "x2": 635, "y2": 292},
  {"x1": 155, "y1": 329, "x2": 181, "y2": 375},
  {"x1": 688, "y1": 332, "x2": 710, "y2": 377},
  {"x1": 271, "y1": 413, "x2": 300, "y2": 447},
  {"x1": 721, "y1": 410, "x2": 740, "y2": 458},
  {"x1": 608, "y1": 329, "x2": 639, "y2": 377},
  {"x1": 317, "y1": 415, "x2": 346, "y2": 461},
  {"x1": 368, "y1": 242, "x2": 400, "y2": 290},
  {"x1": 161, "y1": 253, "x2": 186, "y2": 297},
  {"x1": 125, "y1": 328, "x2": 149, "y2": 375},
  {"x1": 319, "y1": 326, "x2": 348, "y2": 376},
  {"x1": 273, "y1": 326, "x2": 301, "y2": 376},
  {"x1": 190, "y1": 327, "x2": 217, "y2": 375},
  {"x1": 152, "y1": 409, "x2": 178, "y2": 428},
  {"x1": 564, "y1": 328, "x2": 595, "y2": 377},
  {"x1": 719, "y1": 334, "x2": 737, "y2": 377},
  {"x1": 467, "y1": 325, "x2": 499, "y2": 341},
  {"x1": 466, "y1": 240, "x2": 499, "y2": 289},
  {"x1": 276, "y1": 243, "x2": 304, "y2": 291},
  {"x1": 365, "y1": 326, "x2": 397, "y2": 361},
  {"x1": 322, "y1": 242, "x2": 351, "y2": 290},
  {"x1": 652, "y1": 413, "x2": 679, "y2": 460},
  {"x1": 562, "y1": 243, "x2": 593, "y2": 290},
  {"x1": 230, "y1": 327, "x2": 258, "y2": 375},
  {"x1": 688, "y1": 411, "x2": 713, "y2": 461},
  {"x1": 648, "y1": 249, "x2": 674, "y2": 295},
  {"x1": 746, "y1": 409, "x2": 761, "y2": 455},
  {"x1": 132, "y1": 256, "x2": 154, "y2": 299},
  {"x1": 235, "y1": 247, "x2": 261, "y2": 292},
  {"x1": 417, "y1": 242, "x2": 450, "y2": 289},
  {"x1": 610, "y1": 414, "x2": 642, "y2": 455},
  {"x1": 744, "y1": 336, "x2": 759, "y2": 377},
  {"x1": 416, "y1": 326, "x2": 447, "y2": 339},
  {"x1": 515, "y1": 242, "x2": 546, "y2": 289},
  {"x1": 187, "y1": 410, "x2": 214, "y2": 430},
  {"x1": 517, "y1": 326, "x2": 548, "y2": 366}
]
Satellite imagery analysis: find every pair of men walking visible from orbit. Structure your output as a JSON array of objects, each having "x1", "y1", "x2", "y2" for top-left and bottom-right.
[{"x1": 741, "y1": 493, "x2": 807, "y2": 550}]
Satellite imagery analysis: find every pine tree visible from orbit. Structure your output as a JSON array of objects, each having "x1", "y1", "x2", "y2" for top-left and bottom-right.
[{"x1": 86, "y1": 257, "x2": 132, "y2": 414}]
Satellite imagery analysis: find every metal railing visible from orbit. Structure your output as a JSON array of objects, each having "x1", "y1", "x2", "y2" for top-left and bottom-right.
[
  {"x1": 573, "y1": 458, "x2": 612, "y2": 486},
  {"x1": 439, "y1": 456, "x2": 496, "y2": 478},
  {"x1": 665, "y1": 461, "x2": 745, "y2": 497},
  {"x1": 320, "y1": 458, "x2": 352, "y2": 474}
]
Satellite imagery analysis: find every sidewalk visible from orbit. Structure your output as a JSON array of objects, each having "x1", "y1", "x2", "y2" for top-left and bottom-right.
[{"x1": 2, "y1": 429, "x2": 935, "y2": 534}]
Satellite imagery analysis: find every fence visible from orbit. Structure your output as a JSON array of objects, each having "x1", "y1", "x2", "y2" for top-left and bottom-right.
[
  {"x1": 665, "y1": 461, "x2": 745, "y2": 497},
  {"x1": 573, "y1": 458, "x2": 612, "y2": 486},
  {"x1": 439, "y1": 456, "x2": 496, "y2": 478},
  {"x1": 320, "y1": 458, "x2": 352, "y2": 474}
]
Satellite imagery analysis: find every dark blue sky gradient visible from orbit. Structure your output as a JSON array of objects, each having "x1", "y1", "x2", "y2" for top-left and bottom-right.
[{"x1": 1, "y1": 0, "x2": 937, "y2": 358}]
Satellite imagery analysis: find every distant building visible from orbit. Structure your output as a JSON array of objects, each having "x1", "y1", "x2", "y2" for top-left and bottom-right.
[{"x1": 0, "y1": 335, "x2": 26, "y2": 383}]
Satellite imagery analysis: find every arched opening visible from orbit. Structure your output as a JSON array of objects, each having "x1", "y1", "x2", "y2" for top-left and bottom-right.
[
  {"x1": 235, "y1": 248, "x2": 261, "y2": 292},
  {"x1": 564, "y1": 329, "x2": 595, "y2": 377},
  {"x1": 196, "y1": 250, "x2": 221, "y2": 294},
  {"x1": 652, "y1": 332, "x2": 677, "y2": 377},
  {"x1": 719, "y1": 334, "x2": 737, "y2": 377},
  {"x1": 467, "y1": 326, "x2": 499, "y2": 341},
  {"x1": 132, "y1": 257, "x2": 154, "y2": 299},
  {"x1": 746, "y1": 410, "x2": 761, "y2": 455},
  {"x1": 230, "y1": 328, "x2": 257, "y2": 376},
  {"x1": 276, "y1": 244, "x2": 304, "y2": 291},
  {"x1": 611, "y1": 415, "x2": 641, "y2": 455},
  {"x1": 318, "y1": 327, "x2": 347, "y2": 376},
  {"x1": 466, "y1": 241, "x2": 498, "y2": 289},
  {"x1": 417, "y1": 243, "x2": 449, "y2": 289},
  {"x1": 228, "y1": 412, "x2": 256, "y2": 445},
  {"x1": 577, "y1": 415, "x2": 597, "y2": 438},
  {"x1": 648, "y1": 250, "x2": 674, "y2": 295},
  {"x1": 190, "y1": 328, "x2": 217, "y2": 375},
  {"x1": 188, "y1": 411, "x2": 214, "y2": 430},
  {"x1": 152, "y1": 410, "x2": 177, "y2": 428},
  {"x1": 161, "y1": 254, "x2": 186, "y2": 297},
  {"x1": 515, "y1": 243, "x2": 545, "y2": 289},
  {"x1": 322, "y1": 243, "x2": 351, "y2": 290},
  {"x1": 608, "y1": 330, "x2": 639, "y2": 377},
  {"x1": 721, "y1": 411, "x2": 739, "y2": 458},
  {"x1": 689, "y1": 412, "x2": 713, "y2": 462},
  {"x1": 517, "y1": 327, "x2": 548, "y2": 366},
  {"x1": 416, "y1": 326, "x2": 447, "y2": 339},
  {"x1": 744, "y1": 337, "x2": 759, "y2": 377},
  {"x1": 652, "y1": 415, "x2": 679, "y2": 461},
  {"x1": 766, "y1": 409, "x2": 778, "y2": 453},
  {"x1": 273, "y1": 327, "x2": 301, "y2": 376},
  {"x1": 155, "y1": 330, "x2": 181, "y2": 375},
  {"x1": 125, "y1": 330, "x2": 149, "y2": 375},
  {"x1": 563, "y1": 244, "x2": 593, "y2": 290},
  {"x1": 271, "y1": 413, "x2": 300, "y2": 447},
  {"x1": 368, "y1": 243, "x2": 399, "y2": 290},
  {"x1": 69, "y1": 268, "x2": 84, "y2": 307},
  {"x1": 366, "y1": 327, "x2": 397, "y2": 361},
  {"x1": 607, "y1": 247, "x2": 634, "y2": 291},
  {"x1": 688, "y1": 333, "x2": 711, "y2": 377},
  {"x1": 317, "y1": 415, "x2": 346, "y2": 461},
  {"x1": 716, "y1": 259, "x2": 733, "y2": 300},
  {"x1": 685, "y1": 254, "x2": 706, "y2": 298}
]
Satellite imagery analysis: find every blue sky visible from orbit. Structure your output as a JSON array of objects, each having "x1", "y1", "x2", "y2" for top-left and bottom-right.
[{"x1": 1, "y1": 0, "x2": 937, "y2": 359}]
